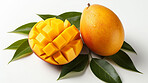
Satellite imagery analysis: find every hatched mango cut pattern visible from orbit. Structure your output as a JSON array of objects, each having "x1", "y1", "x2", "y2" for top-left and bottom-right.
[{"x1": 28, "y1": 18, "x2": 83, "y2": 65}]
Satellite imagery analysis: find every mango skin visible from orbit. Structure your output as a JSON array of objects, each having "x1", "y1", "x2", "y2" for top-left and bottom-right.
[{"x1": 80, "y1": 4, "x2": 124, "y2": 56}]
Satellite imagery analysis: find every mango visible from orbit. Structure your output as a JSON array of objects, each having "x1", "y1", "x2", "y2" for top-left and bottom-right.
[
  {"x1": 80, "y1": 4, "x2": 124, "y2": 56},
  {"x1": 28, "y1": 18, "x2": 83, "y2": 65}
]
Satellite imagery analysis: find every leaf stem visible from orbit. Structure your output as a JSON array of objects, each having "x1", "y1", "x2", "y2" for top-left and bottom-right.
[
  {"x1": 88, "y1": 3, "x2": 90, "y2": 7},
  {"x1": 88, "y1": 49, "x2": 92, "y2": 59}
]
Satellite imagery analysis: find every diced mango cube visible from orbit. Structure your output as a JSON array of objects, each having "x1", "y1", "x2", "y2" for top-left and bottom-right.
[
  {"x1": 60, "y1": 28, "x2": 72, "y2": 44},
  {"x1": 61, "y1": 47, "x2": 76, "y2": 62},
  {"x1": 42, "y1": 25, "x2": 58, "y2": 40},
  {"x1": 44, "y1": 18, "x2": 56, "y2": 26},
  {"x1": 31, "y1": 23, "x2": 39, "y2": 32},
  {"x1": 53, "y1": 51, "x2": 68, "y2": 64},
  {"x1": 29, "y1": 30, "x2": 38, "y2": 39},
  {"x1": 43, "y1": 43, "x2": 58, "y2": 56},
  {"x1": 29, "y1": 39, "x2": 38, "y2": 48},
  {"x1": 35, "y1": 21, "x2": 52, "y2": 41},
  {"x1": 45, "y1": 56, "x2": 58, "y2": 65},
  {"x1": 29, "y1": 39, "x2": 45, "y2": 48},
  {"x1": 61, "y1": 25, "x2": 79, "y2": 43},
  {"x1": 40, "y1": 55, "x2": 58, "y2": 65},
  {"x1": 40, "y1": 54, "x2": 47, "y2": 59},
  {"x1": 53, "y1": 35, "x2": 66, "y2": 49},
  {"x1": 66, "y1": 25, "x2": 79, "y2": 41},
  {"x1": 73, "y1": 32, "x2": 81, "y2": 40},
  {"x1": 31, "y1": 21, "x2": 42, "y2": 32},
  {"x1": 36, "y1": 33, "x2": 50, "y2": 46},
  {"x1": 64, "y1": 19, "x2": 71, "y2": 29},
  {"x1": 51, "y1": 19, "x2": 64, "y2": 34},
  {"x1": 36, "y1": 21, "x2": 46, "y2": 31},
  {"x1": 33, "y1": 44, "x2": 44, "y2": 56},
  {"x1": 42, "y1": 24, "x2": 51, "y2": 34},
  {"x1": 68, "y1": 39, "x2": 83, "y2": 56}
]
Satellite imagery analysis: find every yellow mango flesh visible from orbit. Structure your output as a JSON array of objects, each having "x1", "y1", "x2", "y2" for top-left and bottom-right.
[{"x1": 28, "y1": 18, "x2": 83, "y2": 65}]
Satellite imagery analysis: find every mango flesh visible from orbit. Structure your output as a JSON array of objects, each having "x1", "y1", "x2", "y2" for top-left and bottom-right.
[
  {"x1": 80, "y1": 4, "x2": 124, "y2": 56},
  {"x1": 28, "y1": 18, "x2": 83, "y2": 65}
]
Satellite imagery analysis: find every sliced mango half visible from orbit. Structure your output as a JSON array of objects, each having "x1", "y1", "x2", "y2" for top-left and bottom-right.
[{"x1": 28, "y1": 18, "x2": 83, "y2": 65}]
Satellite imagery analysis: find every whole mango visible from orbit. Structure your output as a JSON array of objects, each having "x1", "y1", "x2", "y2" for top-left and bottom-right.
[{"x1": 80, "y1": 4, "x2": 124, "y2": 56}]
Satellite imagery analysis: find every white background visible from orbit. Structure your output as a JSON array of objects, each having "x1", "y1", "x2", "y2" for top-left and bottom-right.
[{"x1": 0, "y1": 0, "x2": 148, "y2": 83}]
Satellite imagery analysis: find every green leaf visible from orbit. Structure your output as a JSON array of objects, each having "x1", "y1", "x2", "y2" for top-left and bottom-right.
[
  {"x1": 5, "y1": 39, "x2": 28, "y2": 50},
  {"x1": 57, "y1": 54, "x2": 89, "y2": 80},
  {"x1": 9, "y1": 39, "x2": 33, "y2": 63},
  {"x1": 108, "y1": 50, "x2": 141, "y2": 73},
  {"x1": 58, "y1": 12, "x2": 81, "y2": 20},
  {"x1": 121, "y1": 41, "x2": 137, "y2": 54},
  {"x1": 37, "y1": 12, "x2": 82, "y2": 30},
  {"x1": 90, "y1": 58, "x2": 122, "y2": 83},
  {"x1": 37, "y1": 14, "x2": 57, "y2": 20},
  {"x1": 10, "y1": 22, "x2": 37, "y2": 34},
  {"x1": 58, "y1": 12, "x2": 82, "y2": 29}
]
